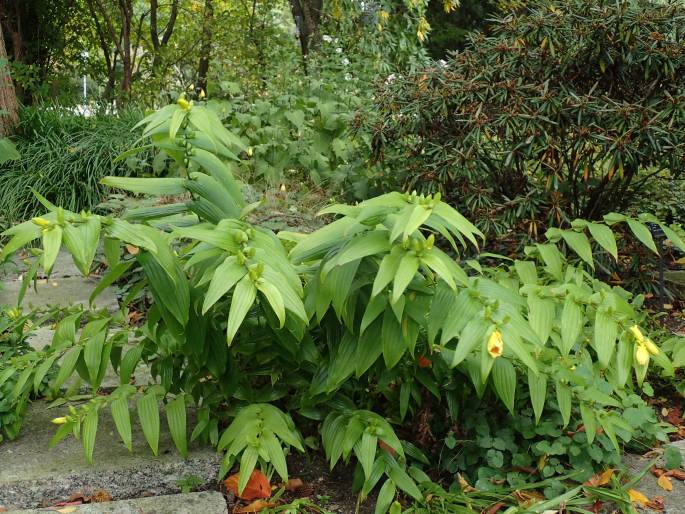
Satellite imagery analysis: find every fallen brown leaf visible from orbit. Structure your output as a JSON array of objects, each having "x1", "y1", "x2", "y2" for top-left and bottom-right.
[
  {"x1": 666, "y1": 469, "x2": 685, "y2": 481},
  {"x1": 651, "y1": 466, "x2": 666, "y2": 477},
  {"x1": 628, "y1": 489, "x2": 649, "y2": 506},
  {"x1": 234, "y1": 500, "x2": 277, "y2": 513},
  {"x1": 125, "y1": 244, "x2": 139, "y2": 255},
  {"x1": 284, "y1": 478, "x2": 303, "y2": 492},
  {"x1": 584, "y1": 468, "x2": 615, "y2": 487},
  {"x1": 657, "y1": 474, "x2": 673, "y2": 492},
  {"x1": 457, "y1": 473, "x2": 476, "y2": 493},
  {"x1": 512, "y1": 489, "x2": 545, "y2": 507},
  {"x1": 646, "y1": 496, "x2": 665, "y2": 511}
]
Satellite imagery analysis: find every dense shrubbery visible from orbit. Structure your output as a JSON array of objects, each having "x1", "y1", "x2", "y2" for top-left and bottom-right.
[
  {"x1": 371, "y1": 0, "x2": 685, "y2": 235},
  {"x1": 0, "y1": 106, "x2": 146, "y2": 229},
  {"x1": 1, "y1": 100, "x2": 683, "y2": 511}
]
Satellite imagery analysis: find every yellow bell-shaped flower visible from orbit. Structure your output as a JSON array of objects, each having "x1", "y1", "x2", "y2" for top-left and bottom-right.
[
  {"x1": 629, "y1": 325, "x2": 645, "y2": 343},
  {"x1": 487, "y1": 330, "x2": 504, "y2": 359},
  {"x1": 635, "y1": 344, "x2": 650, "y2": 366}
]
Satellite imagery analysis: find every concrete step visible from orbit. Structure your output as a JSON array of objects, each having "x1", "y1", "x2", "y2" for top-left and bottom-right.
[
  {"x1": 4, "y1": 491, "x2": 228, "y2": 514},
  {"x1": 0, "y1": 401, "x2": 221, "y2": 510}
]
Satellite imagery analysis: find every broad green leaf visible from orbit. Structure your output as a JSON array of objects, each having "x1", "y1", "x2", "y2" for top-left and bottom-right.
[
  {"x1": 226, "y1": 275, "x2": 257, "y2": 344},
  {"x1": 375, "y1": 480, "x2": 397, "y2": 514},
  {"x1": 169, "y1": 108, "x2": 186, "y2": 139},
  {"x1": 587, "y1": 223, "x2": 618, "y2": 260},
  {"x1": 355, "y1": 431, "x2": 377, "y2": 480},
  {"x1": 53, "y1": 346, "x2": 81, "y2": 390},
  {"x1": 514, "y1": 260, "x2": 537, "y2": 284},
  {"x1": 260, "y1": 429, "x2": 288, "y2": 482},
  {"x1": 137, "y1": 393, "x2": 161, "y2": 456},
  {"x1": 33, "y1": 354, "x2": 58, "y2": 393},
  {"x1": 627, "y1": 219, "x2": 658, "y2": 255},
  {"x1": 382, "y1": 308, "x2": 406, "y2": 369},
  {"x1": 448, "y1": 317, "x2": 488, "y2": 368},
  {"x1": 536, "y1": 243, "x2": 563, "y2": 280},
  {"x1": 166, "y1": 395, "x2": 188, "y2": 458},
  {"x1": 119, "y1": 345, "x2": 143, "y2": 385},
  {"x1": 238, "y1": 445, "x2": 260, "y2": 494},
  {"x1": 561, "y1": 231, "x2": 593, "y2": 268},
  {"x1": 372, "y1": 247, "x2": 403, "y2": 297},
  {"x1": 527, "y1": 294, "x2": 555, "y2": 344},
  {"x1": 403, "y1": 205, "x2": 432, "y2": 240}
]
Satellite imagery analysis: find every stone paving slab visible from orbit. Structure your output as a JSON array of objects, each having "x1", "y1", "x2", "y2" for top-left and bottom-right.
[
  {"x1": 0, "y1": 401, "x2": 221, "y2": 510},
  {"x1": 0, "y1": 276, "x2": 118, "y2": 312},
  {"x1": 7, "y1": 251, "x2": 89, "y2": 280},
  {"x1": 624, "y1": 449, "x2": 685, "y2": 514},
  {"x1": 4, "y1": 491, "x2": 228, "y2": 514}
]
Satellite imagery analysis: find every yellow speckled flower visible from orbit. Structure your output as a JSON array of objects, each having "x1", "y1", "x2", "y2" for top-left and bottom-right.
[
  {"x1": 629, "y1": 325, "x2": 645, "y2": 343},
  {"x1": 487, "y1": 330, "x2": 504, "y2": 359},
  {"x1": 635, "y1": 344, "x2": 650, "y2": 366}
]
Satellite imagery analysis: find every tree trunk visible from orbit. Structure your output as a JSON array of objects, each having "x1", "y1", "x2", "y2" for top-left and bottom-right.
[
  {"x1": 150, "y1": 0, "x2": 179, "y2": 73},
  {"x1": 196, "y1": 0, "x2": 213, "y2": 96},
  {"x1": 119, "y1": 0, "x2": 133, "y2": 97},
  {"x1": 288, "y1": 0, "x2": 324, "y2": 74},
  {"x1": 0, "y1": 22, "x2": 19, "y2": 137}
]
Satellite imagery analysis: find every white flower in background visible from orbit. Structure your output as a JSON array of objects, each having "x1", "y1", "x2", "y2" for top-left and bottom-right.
[
  {"x1": 323, "y1": 35, "x2": 333, "y2": 43},
  {"x1": 342, "y1": 57, "x2": 350, "y2": 66},
  {"x1": 345, "y1": 73, "x2": 352, "y2": 81},
  {"x1": 336, "y1": 47, "x2": 343, "y2": 54},
  {"x1": 385, "y1": 73, "x2": 396, "y2": 84},
  {"x1": 438, "y1": 59, "x2": 448, "y2": 67}
]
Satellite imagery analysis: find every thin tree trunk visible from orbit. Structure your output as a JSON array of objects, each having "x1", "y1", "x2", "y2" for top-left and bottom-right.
[
  {"x1": 196, "y1": 0, "x2": 213, "y2": 96},
  {"x1": 0, "y1": 22, "x2": 19, "y2": 137},
  {"x1": 288, "y1": 0, "x2": 324, "y2": 75},
  {"x1": 119, "y1": 0, "x2": 133, "y2": 97}
]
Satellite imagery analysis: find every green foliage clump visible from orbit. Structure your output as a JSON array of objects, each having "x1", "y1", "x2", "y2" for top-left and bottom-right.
[
  {"x1": 372, "y1": 0, "x2": 685, "y2": 233},
  {"x1": 0, "y1": 106, "x2": 146, "y2": 230},
  {"x1": 1, "y1": 100, "x2": 684, "y2": 513}
]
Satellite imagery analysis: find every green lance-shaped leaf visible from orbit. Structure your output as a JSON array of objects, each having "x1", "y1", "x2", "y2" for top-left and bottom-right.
[
  {"x1": 514, "y1": 260, "x2": 538, "y2": 284},
  {"x1": 372, "y1": 246, "x2": 403, "y2": 297},
  {"x1": 528, "y1": 368, "x2": 546, "y2": 424},
  {"x1": 580, "y1": 403, "x2": 597, "y2": 445},
  {"x1": 238, "y1": 445, "x2": 260, "y2": 495},
  {"x1": 227, "y1": 274, "x2": 257, "y2": 344},
  {"x1": 492, "y1": 358, "x2": 516, "y2": 414},
  {"x1": 594, "y1": 309, "x2": 617, "y2": 368},
  {"x1": 42, "y1": 225, "x2": 62, "y2": 274},
  {"x1": 111, "y1": 395, "x2": 133, "y2": 451},
  {"x1": 202, "y1": 256, "x2": 246, "y2": 314},
  {"x1": 627, "y1": 219, "x2": 659, "y2": 255},
  {"x1": 137, "y1": 392, "x2": 161, "y2": 456},
  {"x1": 392, "y1": 252, "x2": 419, "y2": 303},
  {"x1": 53, "y1": 346, "x2": 82, "y2": 390},
  {"x1": 560, "y1": 297, "x2": 583, "y2": 355},
  {"x1": 260, "y1": 429, "x2": 288, "y2": 482},
  {"x1": 527, "y1": 294, "x2": 555, "y2": 345},
  {"x1": 82, "y1": 407, "x2": 99, "y2": 464},
  {"x1": 256, "y1": 279, "x2": 286, "y2": 328},
  {"x1": 355, "y1": 431, "x2": 378, "y2": 480},
  {"x1": 166, "y1": 395, "x2": 188, "y2": 458},
  {"x1": 375, "y1": 479, "x2": 397, "y2": 514},
  {"x1": 555, "y1": 381, "x2": 572, "y2": 428},
  {"x1": 536, "y1": 243, "x2": 563, "y2": 280},
  {"x1": 101, "y1": 177, "x2": 187, "y2": 196}
]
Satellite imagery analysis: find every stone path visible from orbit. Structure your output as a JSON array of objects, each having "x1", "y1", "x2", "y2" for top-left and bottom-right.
[
  {"x1": 1, "y1": 251, "x2": 222, "y2": 511},
  {"x1": 5, "y1": 491, "x2": 228, "y2": 514}
]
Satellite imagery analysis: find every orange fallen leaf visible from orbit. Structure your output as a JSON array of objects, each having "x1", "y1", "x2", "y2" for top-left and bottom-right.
[
  {"x1": 484, "y1": 502, "x2": 506, "y2": 514},
  {"x1": 234, "y1": 500, "x2": 276, "y2": 513},
  {"x1": 666, "y1": 469, "x2": 685, "y2": 481},
  {"x1": 657, "y1": 474, "x2": 673, "y2": 492},
  {"x1": 224, "y1": 470, "x2": 272, "y2": 500},
  {"x1": 512, "y1": 489, "x2": 545, "y2": 507},
  {"x1": 628, "y1": 489, "x2": 649, "y2": 506},
  {"x1": 584, "y1": 468, "x2": 615, "y2": 487},
  {"x1": 457, "y1": 473, "x2": 476, "y2": 493},
  {"x1": 646, "y1": 496, "x2": 665, "y2": 511},
  {"x1": 125, "y1": 244, "x2": 139, "y2": 255}
]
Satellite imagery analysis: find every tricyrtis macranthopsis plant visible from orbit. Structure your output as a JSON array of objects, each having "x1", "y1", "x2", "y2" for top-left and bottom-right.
[{"x1": 1, "y1": 99, "x2": 682, "y2": 511}]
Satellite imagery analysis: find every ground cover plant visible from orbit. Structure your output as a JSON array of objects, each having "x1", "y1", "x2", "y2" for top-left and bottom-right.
[{"x1": 1, "y1": 98, "x2": 684, "y2": 512}]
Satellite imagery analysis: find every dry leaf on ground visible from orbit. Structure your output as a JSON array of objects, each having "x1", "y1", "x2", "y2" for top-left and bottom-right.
[
  {"x1": 628, "y1": 489, "x2": 649, "y2": 506},
  {"x1": 224, "y1": 470, "x2": 272, "y2": 500},
  {"x1": 657, "y1": 474, "x2": 673, "y2": 492},
  {"x1": 234, "y1": 500, "x2": 277, "y2": 513},
  {"x1": 584, "y1": 468, "x2": 615, "y2": 487}
]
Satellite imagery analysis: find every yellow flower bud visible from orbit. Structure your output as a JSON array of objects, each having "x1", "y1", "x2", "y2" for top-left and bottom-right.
[
  {"x1": 629, "y1": 325, "x2": 645, "y2": 343},
  {"x1": 51, "y1": 417, "x2": 68, "y2": 425},
  {"x1": 644, "y1": 338, "x2": 659, "y2": 356},
  {"x1": 32, "y1": 217, "x2": 51, "y2": 228},
  {"x1": 635, "y1": 344, "x2": 650, "y2": 366},
  {"x1": 487, "y1": 330, "x2": 504, "y2": 359},
  {"x1": 177, "y1": 94, "x2": 191, "y2": 110}
]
